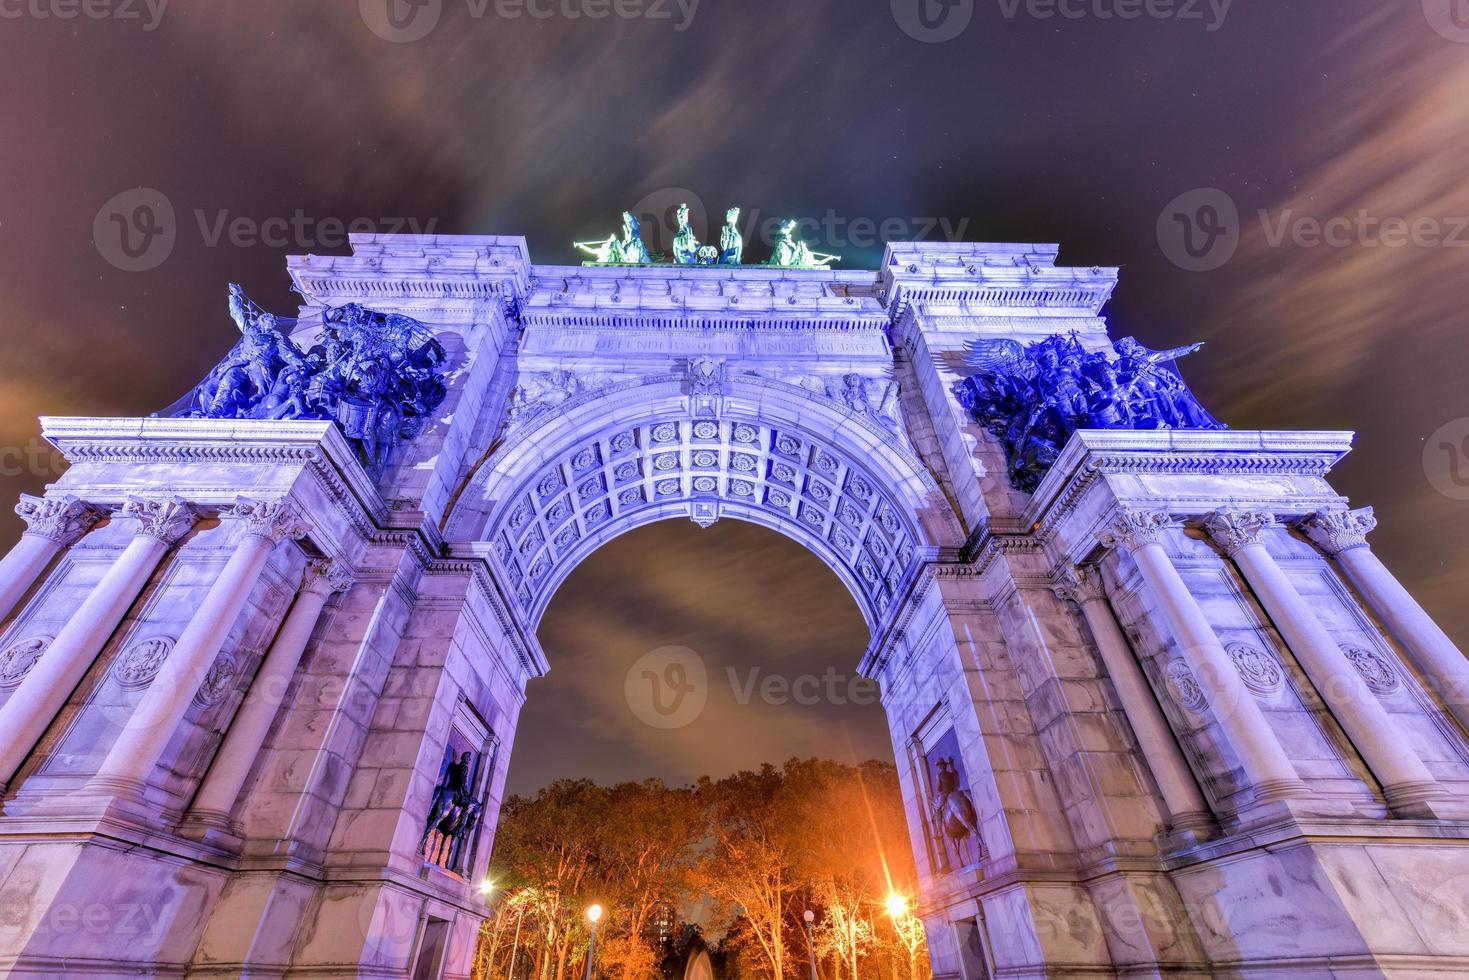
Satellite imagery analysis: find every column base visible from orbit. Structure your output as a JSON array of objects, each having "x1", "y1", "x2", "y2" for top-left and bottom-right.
[
  {"x1": 1384, "y1": 780, "x2": 1452, "y2": 820},
  {"x1": 1251, "y1": 777, "x2": 1313, "y2": 804},
  {"x1": 176, "y1": 809, "x2": 245, "y2": 850},
  {"x1": 1164, "y1": 809, "x2": 1219, "y2": 847}
]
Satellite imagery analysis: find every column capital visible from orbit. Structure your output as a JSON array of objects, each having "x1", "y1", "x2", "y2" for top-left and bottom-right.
[
  {"x1": 1049, "y1": 565, "x2": 1106, "y2": 605},
  {"x1": 1203, "y1": 509, "x2": 1278, "y2": 558},
  {"x1": 1098, "y1": 509, "x2": 1176, "y2": 552},
  {"x1": 301, "y1": 558, "x2": 354, "y2": 598},
  {"x1": 1302, "y1": 507, "x2": 1377, "y2": 556},
  {"x1": 228, "y1": 497, "x2": 312, "y2": 546},
  {"x1": 122, "y1": 495, "x2": 197, "y2": 546},
  {"x1": 16, "y1": 494, "x2": 106, "y2": 546}
]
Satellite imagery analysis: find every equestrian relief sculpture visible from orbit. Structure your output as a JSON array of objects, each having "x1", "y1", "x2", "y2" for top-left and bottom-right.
[
  {"x1": 954, "y1": 333, "x2": 1224, "y2": 492},
  {"x1": 168, "y1": 284, "x2": 449, "y2": 477}
]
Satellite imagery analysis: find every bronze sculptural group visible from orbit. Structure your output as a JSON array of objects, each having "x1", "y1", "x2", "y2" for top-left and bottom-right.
[
  {"x1": 575, "y1": 205, "x2": 840, "y2": 268},
  {"x1": 418, "y1": 750, "x2": 483, "y2": 872},
  {"x1": 955, "y1": 333, "x2": 1225, "y2": 492},
  {"x1": 170, "y1": 284, "x2": 448, "y2": 477}
]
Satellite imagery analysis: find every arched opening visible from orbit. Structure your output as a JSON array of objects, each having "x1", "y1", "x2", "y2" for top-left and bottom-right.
[
  {"x1": 451, "y1": 380, "x2": 957, "y2": 979},
  {"x1": 484, "y1": 516, "x2": 929, "y2": 980},
  {"x1": 505, "y1": 518, "x2": 886, "y2": 795}
]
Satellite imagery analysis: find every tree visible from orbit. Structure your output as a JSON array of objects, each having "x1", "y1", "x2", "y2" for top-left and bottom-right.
[{"x1": 482, "y1": 759, "x2": 928, "y2": 979}]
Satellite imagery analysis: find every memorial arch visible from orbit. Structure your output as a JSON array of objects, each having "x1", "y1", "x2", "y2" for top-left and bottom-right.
[{"x1": 0, "y1": 233, "x2": 1467, "y2": 979}]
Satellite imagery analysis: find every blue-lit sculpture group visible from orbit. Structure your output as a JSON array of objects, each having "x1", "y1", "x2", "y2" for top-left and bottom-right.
[
  {"x1": 954, "y1": 334, "x2": 1225, "y2": 493},
  {"x1": 173, "y1": 284, "x2": 448, "y2": 476}
]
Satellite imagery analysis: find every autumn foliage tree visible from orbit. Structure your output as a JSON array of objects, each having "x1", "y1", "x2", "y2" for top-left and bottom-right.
[{"x1": 477, "y1": 760, "x2": 930, "y2": 980}]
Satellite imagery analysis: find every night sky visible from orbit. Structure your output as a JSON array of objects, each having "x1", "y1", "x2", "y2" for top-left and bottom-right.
[{"x1": 3, "y1": 1, "x2": 1467, "y2": 795}]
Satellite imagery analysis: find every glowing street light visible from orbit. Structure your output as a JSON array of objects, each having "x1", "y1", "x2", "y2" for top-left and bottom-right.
[
  {"x1": 584, "y1": 904, "x2": 603, "y2": 980},
  {"x1": 479, "y1": 879, "x2": 495, "y2": 897},
  {"x1": 885, "y1": 893, "x2": 909, "y2": 919},
  {"x1": 802, "y1": 909, "x2": 817, "y2": 980}
]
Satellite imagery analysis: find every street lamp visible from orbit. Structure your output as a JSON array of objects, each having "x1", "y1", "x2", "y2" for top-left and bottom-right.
[
  {"x1": 479, "y1": 879, "x2": 495, "y2": 897},
  {"x1": 802, "y1": 909, "x2": 817, "y2": 980},
  {"x1": 583, "y1": 904, "x2": 603, "y2": 980},
  {"x1": 885, "y1": 893, "x2": 908, "y2": 919}
]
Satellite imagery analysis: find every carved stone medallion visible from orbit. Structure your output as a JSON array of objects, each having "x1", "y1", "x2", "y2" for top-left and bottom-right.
[
  {"x1": 1229, "y1": 643, "x2": 1284, "y2": 695},
  {"x1": 1164, "y1": 660, "x2": 1207, "y2": 712},
  {"x1": 0, "y1": 637, "x2": 50, "y2": 689},
  {"x1": 1344, "y1": 646, "x2": 1400, "y2": 694},
  {"x1": 116, "y1": 637, "x2": 173, "y2": 689},
  {"x1": 193, "y1": 653, "x2": 239, "y2": 707}
]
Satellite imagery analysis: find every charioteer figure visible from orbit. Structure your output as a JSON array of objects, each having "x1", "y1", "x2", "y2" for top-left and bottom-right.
[{"x1": 769, "y1": 218, "x2": 841, "y2": 269}]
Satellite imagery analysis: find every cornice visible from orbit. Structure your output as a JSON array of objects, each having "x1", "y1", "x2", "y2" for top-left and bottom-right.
[
  {"x1": 40, "y1": 418, "x2": 390, "y2": 539},
  {"x1": 880, "y1": 242, "x2": 1119, "y2": 318},
  {"x1": 1026, "y1": 429, "x2": 1355, "y2": 533}
]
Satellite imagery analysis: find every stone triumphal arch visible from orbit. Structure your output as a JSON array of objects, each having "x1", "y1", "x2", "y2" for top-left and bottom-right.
[{"x1": 1, "y1": 233, "x2": 1468, "y2": 978}]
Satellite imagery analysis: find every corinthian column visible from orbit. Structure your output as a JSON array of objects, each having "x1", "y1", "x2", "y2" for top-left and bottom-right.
[
  {"x1": 1304, "y1": 508, "x2": 1469, "y2": 736},
  {"x1": 188, "y1": 558, "x2": 352, "y2": 829},
  {"x1": 0, "y1": 494, "x2": 106, "y2": 624},
  {"x1": 0, "y1": 496, "x2": 196, "y2": 789},
  {"x1": 90, "y1": 497, "x2": 311, "y2": 801},
  {"x1": 1205, "y1": 510, "x2": 1446, "y2": 818},
  {"x1": 1099, "y1": 509, "x2": 1308, "y2": 804},
  {"x1": 1052, "y1": 566, "x2": 1214, "y2": 838}
]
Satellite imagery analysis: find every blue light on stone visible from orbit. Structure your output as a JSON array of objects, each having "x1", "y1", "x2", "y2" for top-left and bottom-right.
[
  {"x1": 169, "y1": 283, "x2": 448, "y2": 477},
  {"x1": 953, "y1": 333, "x2": 1225, "y2": 493}
]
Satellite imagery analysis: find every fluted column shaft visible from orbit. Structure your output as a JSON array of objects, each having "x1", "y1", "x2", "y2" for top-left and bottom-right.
[
  {"x1": 189, "y1": 559, "x2": 349, "y2": 826},
  {"x1": 0, "y1": 496, "x2": 195, "y2": 789},
  {"x1": 1207, "y1": 511, "x2": 1444, "y2": 817},
  {"x1": 1102, "y1": 510, "x2": 1308, "y2": 804},
  {"x1": 0, "y1": 495, "x2": 105, "y2": 624},
  {"x1": 1306, "y1": 508, "x2": 1469, "y2": 736},
  {"x1": 1055, "y1": 567, "x2": 1213, "y2": 836},
  {"x1": 91, "y1": 497, "x2": 311, "y2": 800}
]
